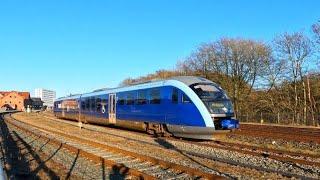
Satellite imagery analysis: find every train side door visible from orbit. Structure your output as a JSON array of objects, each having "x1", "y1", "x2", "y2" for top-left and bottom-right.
[{"x1": 108, "y1": 94, "x2": 116, "y2": 124}]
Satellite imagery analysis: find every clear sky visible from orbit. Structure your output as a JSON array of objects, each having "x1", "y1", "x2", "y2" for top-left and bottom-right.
[{"x1": 1, "y1": 0, "x2": 319, "y2": 98}]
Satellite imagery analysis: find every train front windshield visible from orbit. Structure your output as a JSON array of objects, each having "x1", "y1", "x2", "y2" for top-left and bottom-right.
[{"x1": 191, "y1": 84, "x2": 234, "y2": 115}]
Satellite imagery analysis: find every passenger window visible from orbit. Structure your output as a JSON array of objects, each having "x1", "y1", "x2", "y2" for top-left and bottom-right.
[
  {"x1": 117, "y1": 94, "x2": 125, "y2": 105},
  {"x1": 172, "y1": 88, "x2": 178, "y2": 103},
  {"x1": 101, "y1": 97, "x2": 107, "y2": 113},
  {"x1": 137, "y1": 90, "x2": 147, "y2": 105},
  {"x1": 126, "y1": 92, "x2": 135, "y2": 105},
  {"x1": 81, "y1": 101, "x2": 85, "y2": 110},
  {"x1": 96, "y1": 97, "x2": 101, "y2": 112},
  {"x1": 85, "y1": 98, "x2": 90, "y2": 110},
  {"x1": 91, "y1": 97, "x2": 96, "y2": 111},
  {"x1": 150, "y1": 88, "x2": 161, "y2": 104},
  {"x1": 182, "y1": 93, "x2": 191, "y2": 103}
]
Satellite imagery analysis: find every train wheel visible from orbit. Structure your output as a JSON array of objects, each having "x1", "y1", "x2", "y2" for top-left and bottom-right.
[{"x1": 146, "y1": 123, "x2": 172, "y2": 137}]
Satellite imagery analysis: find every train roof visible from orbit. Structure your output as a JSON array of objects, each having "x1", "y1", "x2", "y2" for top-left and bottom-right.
[
  {"x1": 55, "y1": 94, "x2": 81, "y2": 101},
  {"x1": 171, "y1": 76, "x2": 215, "y2": 86},
  {"x1": 56, "y1": 76, "x2": 216, "y2": 101}
]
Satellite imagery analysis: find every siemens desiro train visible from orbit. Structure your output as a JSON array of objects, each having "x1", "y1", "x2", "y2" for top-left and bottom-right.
[{"x1": 54, "y1": 76, "x2": 239, "y2": 140}]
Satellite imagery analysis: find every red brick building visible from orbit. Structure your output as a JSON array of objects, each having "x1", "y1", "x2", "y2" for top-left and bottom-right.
[{"x1": 0, "y1": 91, "x2": 30, "y2": 111}]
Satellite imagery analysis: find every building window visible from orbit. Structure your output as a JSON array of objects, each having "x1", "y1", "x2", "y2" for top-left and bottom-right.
[
  {"x1": 172, "y1": 88, "x2": 178, "y2": 103},
  {"x1": 150, "y1": 88, "x2": 161, "y2": 104}
]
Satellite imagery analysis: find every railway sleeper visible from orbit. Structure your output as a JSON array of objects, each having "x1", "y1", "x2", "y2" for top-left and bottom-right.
[
  {"x1": 6, "y1": 115, "x2": 224, "y2": 179},
  {"x1": 129, "y1": 162, "x2": 153, "y2": 169}
]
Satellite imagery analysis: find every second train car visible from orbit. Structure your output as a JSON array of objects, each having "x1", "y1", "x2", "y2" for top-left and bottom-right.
[{"x1": 54, "y1": 76, "x2": 239, "y2": 140}]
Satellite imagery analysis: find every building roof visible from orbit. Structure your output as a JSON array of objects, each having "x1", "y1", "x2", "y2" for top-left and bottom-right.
[
  {"x1": 18, "y1": 92, "x2": 30, "y2": 99},
  {"x1": 0, "y1": 92, "x2": 10, "y2": 96},
  {"x1": 0, "y1": 91, "x2": 30, "y2": 99},
  {"x1": 30, "y1": 97, "x2": 42, "y2": 102}
]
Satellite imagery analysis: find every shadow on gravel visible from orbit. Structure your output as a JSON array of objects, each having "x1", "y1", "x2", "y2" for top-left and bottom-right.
[
  {"x1": 154, "y1": 138, "x2": 233, "y2": 178},
  {"x1": 13, "y1": 131, "x2": 60, "y2": 179},
  {"x1": 0, "y1": 118, "x2": 60, "y2": 179},
  {"x1": 0, "y1": 118, "x2": 32, "y2": 179},
  {"x1": 66, "y1": 149, "x2": 79, "y2": 180},
  {"x1": 109, "y1": 164, "x2": 129, "y2": 180},
  {"x1": 154, "y1": 138, "x2": 213, "y2": 168}
]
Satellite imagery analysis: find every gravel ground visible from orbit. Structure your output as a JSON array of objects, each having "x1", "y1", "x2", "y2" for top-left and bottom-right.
[
  {"x1": 0, "y1": 120, "x2": 81, "y2": 179},
  {"x1": 11, "y1": 113, "x2": 320, "y2": 179},
  {"x1": 0, "y1": 118, "x2": 134, "y2": 179},
  {"x1": 225, "y1": 134, "x2": 320, "y2": 156},
  {"x1": 207, "y1": 142, "x2": 320, "y2": 165}
]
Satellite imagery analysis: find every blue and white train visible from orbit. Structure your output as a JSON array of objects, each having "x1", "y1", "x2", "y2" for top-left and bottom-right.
[{"x1": 54, "y1": 76, "x2": 239, "y2": 140}]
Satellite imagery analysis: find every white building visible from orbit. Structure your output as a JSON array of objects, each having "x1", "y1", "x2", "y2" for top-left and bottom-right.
[{"x1": 35, "y1": 88, "x2": 56, "y2": 108}]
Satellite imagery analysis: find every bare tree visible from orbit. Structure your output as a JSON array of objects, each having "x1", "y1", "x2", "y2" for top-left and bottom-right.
[
  {"x1": 120, "y1": 26, "x2": 320, "y2": 126},
  {"x1": 213, "y1": 38, "x2": 271, "y2": 117},
  {"x1": 312, "y1": 21, "x2": 320, "y2": 69},
  {"x1": 312, "y1": 21, "x2": 320, "y2": 45},
  {"x1": 274, "y1": 32, "x2": 313, "y2": 124},
  {"x1": 179, "y1": 38, "x2": 271, "y2": 117},
  {"x1": 263, "y1": 57, "x2": 286, "y2": 91}
]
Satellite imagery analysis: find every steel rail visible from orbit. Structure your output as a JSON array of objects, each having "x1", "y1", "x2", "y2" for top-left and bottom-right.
[
  {"x1": 4, "y1": 116, "x2": 156, "y2": 180},
  {"x1": 5, "y1": 114, "x2": 224, "y2": 180}
]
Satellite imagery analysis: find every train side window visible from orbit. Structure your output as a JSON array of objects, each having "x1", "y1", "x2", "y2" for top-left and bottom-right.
[
  {"x1": 96, "y1": 97, "x2": 101, "y2": 112},
  {"x1": 81, "y1": 100, "x2": 85, "y2": 110},
  {"x1": 182, "y1": 93, "x2": 191, "y2": 103},
  {"x1": 126, "y1": 92, "x2": 135, "y2": 105},
  {"x1": 172, "y1": 88, "x2": 178, "y2": 103},
  {"x1": 101, "y1": 97, "x2": 107, "y2": 113},
  {"x1": 137, "y1": 90, "x2": 147, "y2": 105},
  {"x1": 150, "y1": 88, "x2": 161, "y2": 104},
  {"x1": 117, "y1": 94, "x2": 125, "y2": 105},
  {"x1": 91, "y1": 97, "x2": 96, "y2": 111},
  {"x1": 85, "y1": 98, "x2": 90, "y2": 110}
]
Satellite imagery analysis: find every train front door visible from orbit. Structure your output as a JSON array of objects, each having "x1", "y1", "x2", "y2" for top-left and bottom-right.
[{"x1": 108, "y1": 94, "x2": 116, "y2": 124}]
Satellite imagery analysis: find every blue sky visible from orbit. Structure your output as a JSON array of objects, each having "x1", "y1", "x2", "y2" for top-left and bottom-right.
[{"x1": 0, "y1": 0, "x2": 319, "y2": 98}]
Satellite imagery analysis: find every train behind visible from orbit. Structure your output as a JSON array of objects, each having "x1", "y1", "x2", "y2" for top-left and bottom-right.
[{"x1": 54, "y1": 76, "x2": 239, "y2": 140}]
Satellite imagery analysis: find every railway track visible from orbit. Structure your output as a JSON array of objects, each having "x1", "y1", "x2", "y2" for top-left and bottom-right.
[
  {"x1": 206, "y1": 140, "x2": 320, "y2": 159},
  {"x1": 10, "y1": 113, "x2": 320, "y2": 179},
  {"x1": 234, "y1": 123, "x2": 320, "y2": 144},
  {"x1": 40, "y1": 113, "x2": 320, "y2": 168},
  {"x1": 163, "y1": 137, "x2": 320, "y2": 168},
  {"x1": 3, "y1": 114, "x2": 223, "y2": 179},
  {"x1": 0, "y1": 115, "x2": 91, "y2": 179}
]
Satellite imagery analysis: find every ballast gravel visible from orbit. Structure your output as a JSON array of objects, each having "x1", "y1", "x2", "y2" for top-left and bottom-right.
[
  {"x1": 11, "y1": 112, "x2": 320, "y2": 179},
  {"x1": 5, "y1": 123, "x2": 130, "y2": 179}
]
